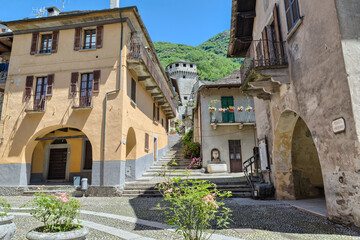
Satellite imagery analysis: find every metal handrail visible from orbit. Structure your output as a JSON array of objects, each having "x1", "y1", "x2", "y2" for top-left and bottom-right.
[
  {"x1": 26, "y1": 94, "x2": 46, "y2": 112},
  {"x1": 127, "y1": 41, "x2": 176, "y2": 114},
  {"x1": 72, "y1": 90, "x2": 93, "y2": 108},
  {"x1": 240, "y1": 39, "x2": 288, "y2": 84},
  {"x1": 243, "y1": 153, "x2": 259, "y2": 192}
]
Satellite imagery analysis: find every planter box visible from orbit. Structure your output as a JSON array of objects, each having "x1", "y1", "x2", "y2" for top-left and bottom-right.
[
  {"x1": 207, "y1": 164, "x2": 227, "y2": 173},
  {"x1": 26, "y1": 226, "x2": 88, "y2": 240},
  {"x1": 0, "y1": 215, "x2": 16, "y2": 240}
]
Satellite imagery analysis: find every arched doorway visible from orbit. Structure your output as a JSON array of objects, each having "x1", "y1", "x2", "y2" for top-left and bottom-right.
[
  {"x1": 30, "y1": 127, "x2": 93, "y2": 184},
  {"x1": 126, "y1": 127, "x2": 136, "y2": 160},
  {"x1": 273, "y1": 110, "x2": 324, "y2": 200}
]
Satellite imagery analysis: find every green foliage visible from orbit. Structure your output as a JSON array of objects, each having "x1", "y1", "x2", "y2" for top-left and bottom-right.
[
  {"x1": 198, "y1": 30, "x2": 243, "y2": 65},
  {"x1": 157, "y1": 175, "x2": 232, "y2": 240},
  {"x1": 27, "y1": 192, "x2": 82, "y2": 233},
  {"x1": 0, "y1": 198, "x2": 10, "y2": 217},
  {"x1": 182, "y1": 129, "x2": 194, "y2": 146},
  {"x1": 154, "y1": 31, "x2": 242, "y2": 82},
  {"x1": 183, "y1": 142, "x2": 201, "y2": 159}
]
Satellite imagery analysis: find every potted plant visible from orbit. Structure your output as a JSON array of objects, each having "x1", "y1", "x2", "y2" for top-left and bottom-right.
[
  {"x1": 237, "y1": 106, "x2": 244, "y2": 112},
  {"x1": 208, "y1": 106, "x2": 216, "y2": 113},
  {"x1": 169, "y1": 128, "x2": 176, "y2": 134},
  {"x1": 228, "y1": 106, "x2": 235, "y2": 112},
  {"x1": 245, "y1": 105, "x2": 253, "y2": 112},
  {"x1": 0, "y1": 198, "x2": 16, "y2": 240},
  {"x1": 218, "y1": 108, "x2": 226, "y2": 113},
  {"x1": 25, "y1": 192, "x2": 88, "y2": 240}
]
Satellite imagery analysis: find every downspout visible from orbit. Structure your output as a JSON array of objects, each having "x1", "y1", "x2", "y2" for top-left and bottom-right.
[{"x1": 102, "y1": 8, "x2": 124, "y2": 185}]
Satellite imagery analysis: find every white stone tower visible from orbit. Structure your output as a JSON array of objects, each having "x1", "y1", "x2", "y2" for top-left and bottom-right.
[{"x1": 166, "y1": 60, "x2": 198, "y2": 120}]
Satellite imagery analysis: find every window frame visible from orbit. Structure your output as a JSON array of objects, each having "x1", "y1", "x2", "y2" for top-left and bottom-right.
[
  {"x1": 39, "y1": 34, "x2": 53, "y2": 54},
  {"x1": 131, "y1": 78, "x2": 136, "y2": 103},
  {"x1": 284, "y1": 0, "x2": 301, "y2": 32},
  {"x1": 83, "y1": 29, "x2": 97, "y2": 50}
]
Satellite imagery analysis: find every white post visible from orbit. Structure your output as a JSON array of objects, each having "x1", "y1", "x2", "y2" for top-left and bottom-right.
[{"x1": 110, "y1": 0, "x2": 119, "y2": 8}]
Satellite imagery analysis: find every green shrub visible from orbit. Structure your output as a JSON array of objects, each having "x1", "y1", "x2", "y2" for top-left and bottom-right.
[
  {"x1": 182, "y1": 129, "x2": 193, "y2": 146},
  {"x1": 0, "y1": 198, "x2": 10, "y2": 217}
]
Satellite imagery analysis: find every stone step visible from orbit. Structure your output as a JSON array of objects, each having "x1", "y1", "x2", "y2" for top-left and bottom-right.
[
  {"x1": 124, "y1": 184, "x2": 251, "y2": 190},
  {"x1": 141, "y1": 172, "x2": 203, "y2": 177},
  {"x1": 145, "y1": 169, "x2": 201, "y2": 173},
  {"x1": 23, "y1": 189, "x2": 77, "y2": 196},
  {"x1": 121, "y1": 192, "x2": 252, "y2": 198}
]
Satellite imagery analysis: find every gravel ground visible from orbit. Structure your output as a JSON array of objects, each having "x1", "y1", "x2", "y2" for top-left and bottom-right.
[{"x1": 3, "y1": 196, "x2": 360, "y2": 240}]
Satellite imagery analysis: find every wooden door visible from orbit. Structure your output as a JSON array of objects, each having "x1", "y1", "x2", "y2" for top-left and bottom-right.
[
  {"x1": 229, "y1": 140, "x2": 242, "y2": 172},
  {"x1": 48, "y1": 148, "x2": 67, "y2": 180},
  {"x1": 221, "y1": 96, "x2": 235, "y2": 123}
]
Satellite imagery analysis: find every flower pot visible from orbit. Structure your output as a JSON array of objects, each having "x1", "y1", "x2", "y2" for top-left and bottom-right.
[
  {"x1": 238, "y1": 110, "x2": 243, "y2": 112},
  {"x1": 26, "y1": 226, "x2": 88, "y2": 240},
  {"x1": 229, "y1": 109, "x2": 234, "y2": 113},
  {"x1": 210, "y1": 109, "x2": 214, "y2": 113},
  {"x1": 0, "y1": 215, "x2": 16, "y2": 240},
  {"x1": 248, "y1": 110, "x2": 251, "y2": 112}
]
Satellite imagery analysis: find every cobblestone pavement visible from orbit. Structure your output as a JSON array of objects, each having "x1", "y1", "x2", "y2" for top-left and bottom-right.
[{"x1": 3, "y1": 196, "x2": 360, "y2": 240}]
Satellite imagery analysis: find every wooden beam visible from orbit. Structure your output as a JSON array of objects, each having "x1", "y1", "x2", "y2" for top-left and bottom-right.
[
  {"x1": 235, "y1": 11, "x2": 256, "y2": 18},
  {"x1": 138, "y1": 76, "x2": 150, "y2": 82},
  {"x1": 0, "y1": 41, "x2": 10, "y2": 51},
  {"x1": 157, "y1": 102, "x2": 166, "y2": 106},
  {"x1": 35, "y1": 135, "x2": 86, "y2": 141},
  {"x1": 151, "y1": 93, "x2": 162, "y2": 97},
  {"x1": 154, "y1": 97, "x2": 164, "y2": 101},
  {"x1": 146, "y1": 86, "x2": 157, "y2": 91}
]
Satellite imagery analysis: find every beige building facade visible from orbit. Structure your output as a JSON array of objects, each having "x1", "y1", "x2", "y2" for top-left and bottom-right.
[
  {"x1": 228, "y1": 0, "x2": 360, "y2": 226},
  {"x1": 0, "y1": 6, "x2": 176, "y2": 189}
]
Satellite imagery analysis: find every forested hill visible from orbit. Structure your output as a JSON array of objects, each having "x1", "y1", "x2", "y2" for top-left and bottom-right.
[{"x1": 153, "y1": 30, "x2": 242, "y2": 82}]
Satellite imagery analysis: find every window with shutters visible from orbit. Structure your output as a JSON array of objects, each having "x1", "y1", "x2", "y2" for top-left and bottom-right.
[
  {"x1": 40, "y1": 34, "x2": 52, "y2": 53},
  {"x1": 79, "y1": 73, "x2": 93, "y2": 107},
  {"x1": 131, "y1": 78, "x2": 136, "y2": 103},
  {"x1": 284, "y1": 0, "x2": 300, "y2": 32},
  {"x1": 221, "y1": 96, "x2": 235, "y2": 123},
  {"x1": 34, "y1": 77, "x2": 47, "y2": 111},
  {"x1": 145, "y1": 133, "x2": 149, "y2": 151},
  {"x1": 74, "y1": 26, "x2": 103, "y2": 50},
  {"x1": 157, "y1": 106, "x2": 160, "y2": 121},
  {"x1": 153, "y1": 103, "x2": 156, "y2": 122}
]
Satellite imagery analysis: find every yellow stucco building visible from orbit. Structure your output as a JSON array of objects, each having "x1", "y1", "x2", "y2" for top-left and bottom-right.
[{"x1": 0, "y1": 6, "x2": 177, "y2": 188}]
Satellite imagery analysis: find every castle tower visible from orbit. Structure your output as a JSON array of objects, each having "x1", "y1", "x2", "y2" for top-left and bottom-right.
[{"x1": 166, "y1": 60, "x2": 198, "y2": 120}]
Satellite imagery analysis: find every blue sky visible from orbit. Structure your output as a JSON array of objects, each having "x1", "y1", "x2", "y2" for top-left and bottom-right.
[{"x1": 1, "y1": 0, "x2": 232, "y2": 46}]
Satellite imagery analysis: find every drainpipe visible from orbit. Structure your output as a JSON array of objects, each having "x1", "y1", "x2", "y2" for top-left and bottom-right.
[{"x1": 102, "y1": 8, "x2": 124, "y2": 185}]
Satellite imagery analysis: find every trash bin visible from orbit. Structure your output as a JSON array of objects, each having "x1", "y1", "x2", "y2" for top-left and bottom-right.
[
  {"x1": 81, "y1": 178, "x2": 88, "y2": 191},
  {"x1": 73, "y1": 176, "x2": 81, "y2": 187}
]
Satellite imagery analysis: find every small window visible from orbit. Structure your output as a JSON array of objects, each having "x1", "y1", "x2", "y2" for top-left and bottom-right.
[
  {"x1": 145, "y1": 133, "x2": 149, "y2": 150},
  {"x1": 40, "y1": 34, "x2": 52, "y2": 53},
  {"x1": 190, "y1": 64, "x2": 193, "y2": 68},
  {"x1": 83, "y1": 29, "x2": 96, "y2": 49},
  {"x1": 161, "y1": 119, "x2": 164, "y2": 127},
  {"x1": 183, "y1": 75, "x2": 186, "y2": 78},
  {"x1": 131, "y1": 78, "x2": 136, "y2": 102},
  {"x1": 284, "y1": 0, "x2": 300, "y2": 32},
  {"x1": 157, "y1": 106, "x2": 160, "y2": 121},
  {"x1": 184, "y1": 96, "x2": 188, "y2": 100},
  {"x1": 169, "y1": 65, "x2": 172, "y2": 69},
  {"x1": 175, "y1": 64, "x2": 179, "y2": 67},
  {"x1": 183, "y1": 64, "x2": 186, "y2": 67}
]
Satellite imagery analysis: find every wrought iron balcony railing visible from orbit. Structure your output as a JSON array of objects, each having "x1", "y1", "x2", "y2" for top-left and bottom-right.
[
  {"x1": 0, "y1": 71, "x2": 7, "y2": 85},
  {"x1": 209, "y1": 108, "x2": 255, "y2": 124},
  {"x1": 127, "y1": 41, "x2": 176, "y2": 115},
  {"x1": 25, "y1": 94, "x2": 46, "y2": 113},
  {"x1": 72, "y1": 90, "x2": 93, "y2": 109},
  {"x1": 240, "y1": 40, "x2": 288, "y2": 83}
]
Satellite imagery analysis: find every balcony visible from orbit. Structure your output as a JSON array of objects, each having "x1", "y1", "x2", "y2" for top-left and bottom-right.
[
  {"x1": 25, "y1": 95, "x2": 46, "y2": 114},
  {"x1": 240, "y1": 40, "x2": 290, "y2": 100},
  {"x1": 0, "y1": 63, "x2": 9, "y2": 89},
  {"x1": 209, "y1": 109, "x2": 256, "y2": 130},
  {"x1": 127, "y1": 41, "x2": 176, "y2": 118},
  {"x1": 72, "y1": 91, "x2": 93, "y2": 110}
]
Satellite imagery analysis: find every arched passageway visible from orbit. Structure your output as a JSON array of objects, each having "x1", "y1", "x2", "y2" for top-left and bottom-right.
[
  {"x1": 273, "y1": 110, "x2": 324, "y2": 200},
  {"x1": 126, "y1": 127, "x2": 137, "y2": 160},
  {"x1": 30, "y1": 127, "x2": 93, "y2": 184}
]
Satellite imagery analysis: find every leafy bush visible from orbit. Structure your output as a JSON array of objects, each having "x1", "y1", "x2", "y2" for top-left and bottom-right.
[
  {"x1": 183, "y1": 142, "x2": 201, "y2": 159},
  {"x1": 157, "y1": 176, "x2": 232, "y2": 240},
  {"x1": 27, "y1": 192, "x2": 82, "y2": 233},
  {"x1": 0, "y1": 198, "x2": 10, "y2": 217},
  {"x1": 182, "y1": 129, "x2": 193, "y2": 146}
]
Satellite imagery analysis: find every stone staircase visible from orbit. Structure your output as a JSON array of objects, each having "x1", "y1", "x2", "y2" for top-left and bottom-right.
[
  {"x1": 23, "y1": 185, "x2": 78, "y2": 196},
  {"x1": 122, "y1": 137, "x2": 252, "y2": 198}
]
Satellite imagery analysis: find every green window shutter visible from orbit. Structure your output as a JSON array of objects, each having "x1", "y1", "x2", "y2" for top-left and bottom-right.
[{"x1": 221, "y1": 96, "x2": 235, "y2": 123}]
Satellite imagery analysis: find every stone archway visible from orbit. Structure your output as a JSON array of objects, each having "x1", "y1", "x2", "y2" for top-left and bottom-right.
[
  {"x1": 29, "y1": 127, "x2": 93, "y2": 184},
  {"x1": 126, "y1": 127, "x2": 137, "y2": 160},
  {"x1": 273, "y1": 110, "x2": 324, "y2": 200}
]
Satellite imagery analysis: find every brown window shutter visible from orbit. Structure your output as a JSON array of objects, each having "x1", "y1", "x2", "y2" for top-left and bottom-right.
[
  {"x1": 131, "y1": 78, "x2": 136, "y2": 102},
  {"x1": 30, "y1": 33, "x2": 39, "y2": 55},
  {"x1": 24, "y1": 76, "x2": 34, "y2": 100},
  {"x1": 153, "y1": 103, "x2": 156, "y2": 121},
  {"x1": 145, "y1": 133, "x2": 149, "y2": 150},
  {"x1": 273, "y1": 5, "x2": 283, "y2": 63},
  {"x1": 157, "y1": 106, "x2": 160, "y2": 121},
  {"x1": 51, "y1": 31, "x2": 59, "y2": 53},
  {"x1": 46, "y1": 74, "x2": 54, "y2": 96},
  {"x1": 262, "y1": 27, "x2": 270, "y2": 65},
  {"x1": 70, "y1": 72, "x2": 79, "y2": 95},
  {"x1": 93, "y1": 70, "x2": 101, "y2": 92},
  {"x1": 74, "y1": 28, "x2": 82, "y2": 50},
  {"x1": 96, "y1": 26, "x2": 103, "y2": 49}
]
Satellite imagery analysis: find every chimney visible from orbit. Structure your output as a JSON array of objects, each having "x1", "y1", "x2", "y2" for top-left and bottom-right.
[
  {"x1": 110, "y1": 0, "x2": 119, "y2": 8},
  {"x1": 46, "y1": 7, "x2": 61, "y2": 17}
]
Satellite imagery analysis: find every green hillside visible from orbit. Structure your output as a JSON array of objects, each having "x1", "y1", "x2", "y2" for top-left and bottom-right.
[{"x1": 153, "y1": 30, "x2": 242, "y2": 82}]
